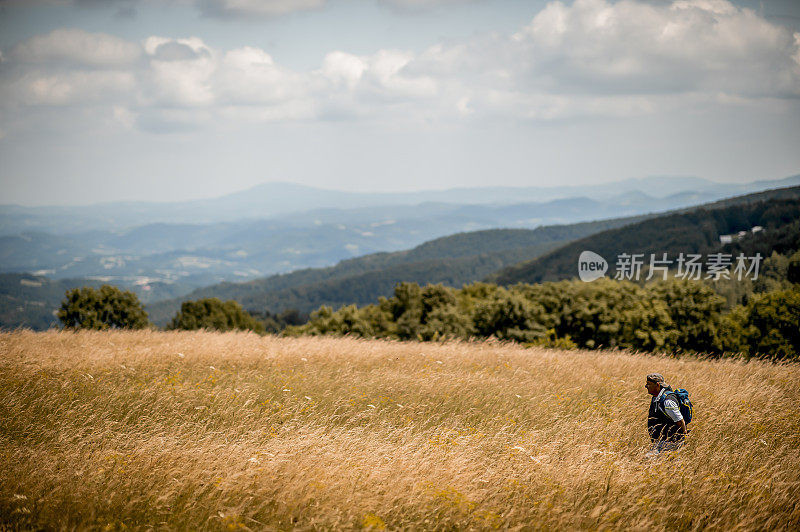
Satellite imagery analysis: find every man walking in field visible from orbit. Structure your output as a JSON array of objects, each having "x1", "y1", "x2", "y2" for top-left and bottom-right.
[{"x1": 645, "y1": 373, "x2": 687, "y2": 456}]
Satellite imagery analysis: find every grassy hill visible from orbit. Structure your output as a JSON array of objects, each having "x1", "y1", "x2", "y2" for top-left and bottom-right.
[
  {"x1": 490, "y1": 186, "x2": 800, "y2": 285},
  {"x1": 3, "y1": 331, "x2": 798, "y2": 529}
]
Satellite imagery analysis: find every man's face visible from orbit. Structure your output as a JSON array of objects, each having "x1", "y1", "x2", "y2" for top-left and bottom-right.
[{"x1": 645, "y1": 380, "x2": 660, "y2": 396}]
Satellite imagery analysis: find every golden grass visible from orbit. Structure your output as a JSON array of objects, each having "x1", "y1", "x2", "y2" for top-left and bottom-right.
[{"x1": 1, "y1": 330, "x2": 799, "y2": 531}]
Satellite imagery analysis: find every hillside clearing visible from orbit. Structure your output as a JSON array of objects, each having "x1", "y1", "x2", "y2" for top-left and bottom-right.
[{"x1": 1, "y1": 331, "x2": 799, "y2": 530}]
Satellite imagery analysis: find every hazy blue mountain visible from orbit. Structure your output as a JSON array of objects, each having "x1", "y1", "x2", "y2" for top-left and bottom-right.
[
  {"x1": 2, "y1": 174, "x2": 799, "y2": 316},
  {"x1": 0, "y1": 271, "x2": 193, "y2": 331},
  {"x1": 3, "y1": 175, "x2": 798, "y2": 296},
  {"x1": 3, "y1": 174, "x2": 798, "y2": 235},
  {"x1": 0, "y1": 273, "x2": 104, "y2": 330},
  {"x1": 0, "y1": 192, "x2": 729, "y2": 289},
  {"x1": 3, "y1": 219, "x2": 641, "y2": 330}
]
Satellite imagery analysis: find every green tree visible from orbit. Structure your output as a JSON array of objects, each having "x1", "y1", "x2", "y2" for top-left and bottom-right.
[
  {"x1": 722, "y1": 288, "x2": 800, "y2": 360},
  {"x1": 285, "y1": 306, "x2": 336, "y2": 337},
  {"x1": 419, "y1": 305, "x2": 472, "y2": 341},
  {"x1": 788, "y1": 250, "x2": 800, "y2": 284},
  {"x1": 284, "y1": 304, "x2": 386, "y2": 338},
  {"x1": 473, "y1": 288, "x2": 549, "y2": 342},
  {"x1": 388, "y1": 282, "x2": 424, "y2": 340},
  {"x1": 417, "y1": 284, "x2": 471, "y2": 341},
  {"x1": 647, "y1": 279, "x2": 725, "y2": 354},
  {"x1": 718, "y1": 304, "x2": 749, "y2": 355},
  {"x1": 169, "y1": 298, "x2": 264, "y2": 333},
  {"x1": 58, "y1": 285, "x2": 150, "y2": 330}
]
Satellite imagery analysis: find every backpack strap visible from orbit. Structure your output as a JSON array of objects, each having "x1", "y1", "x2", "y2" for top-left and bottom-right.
[{"x1": 657, "y1": 390, "x2": 679, "y2": 418}]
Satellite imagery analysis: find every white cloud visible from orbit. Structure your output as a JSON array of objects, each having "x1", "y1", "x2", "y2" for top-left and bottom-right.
[
  {"x1": 511, "y1": 0, "x2": 800, "y2": 97},
  {"x1": 216, "y1": 47, "x2": 309, "y2": 105},
  {"x1": 356, "y1": 49, "x2": 439, "y2": 101},
  {"x1": 143, "y1": 36, "x2": 211, "y2": 58},
  {"x1": 379, "y1": 0, "x2": 480, "y2": 10},
  {"x1": 321, "y1": 48, "x2": 439, "y2": 100},
  {"x1": 795, "y1": 32, "x2": 800, "y2": 67},
  {"x1": 1, "y1": 0, "x2": 798, "y2": 130},
  {"x1": 143, "y1": 36, "x2": 216, "y2": 106},
  {"x1": 112, "y1": 105, "x2": 136, "y2": 129},
  {"x1": 671, "y1": 0, "x2": 736, "y2": 16},
  {"x1": 11, "y1": 28, "x2": 142, "y2": 67},
  {"x1": 322, "y1": 51, "x2": 367, "y2": 89},
  {"x1": 12, "y1": 0, "x2": 471, "y2": 16},
  {"x1": 8, "y1": 71, "x2": 136, "y2": 106}
]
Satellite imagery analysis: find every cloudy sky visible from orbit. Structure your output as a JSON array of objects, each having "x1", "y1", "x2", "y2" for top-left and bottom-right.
[{"x1": 1, "y1": 0, "x2": 799, "y2": 206}]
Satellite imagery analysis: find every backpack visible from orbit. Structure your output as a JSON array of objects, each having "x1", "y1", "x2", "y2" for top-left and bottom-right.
[{"x1": 659, "y1": 388, "x2": 693, "y2": 424}]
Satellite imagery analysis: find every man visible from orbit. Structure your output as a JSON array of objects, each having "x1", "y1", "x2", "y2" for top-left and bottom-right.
[{"x1": 645, "y1": 373, "x2": 687, "y2": 456}]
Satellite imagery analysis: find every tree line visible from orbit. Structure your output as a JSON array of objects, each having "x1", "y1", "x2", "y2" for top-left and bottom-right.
[
  {"x1": 58, "y1": 249, "x2": 800, "y2": 360},
  {"x1": 285, "y1": 276, "x2": 799, "y2": 360}
]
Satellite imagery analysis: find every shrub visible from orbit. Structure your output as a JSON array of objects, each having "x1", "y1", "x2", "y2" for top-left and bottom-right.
[
  {"x1": 58, "y1": 285, "x2": 150, "y2": 330},
  {"x1": 169, "y1": 298, "x2": 264, "y2": 333},
  {"x1": 722, "y1": 288, "x2": 800, "y2": 360}
]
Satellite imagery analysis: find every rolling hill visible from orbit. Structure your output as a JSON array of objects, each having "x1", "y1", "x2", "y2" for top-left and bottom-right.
[
  {"x1": 143, "y1": 216, "x2": 656, "y2": 325},
  {"x1": 0, "y1": 274, "x2": 105, "y2": 330},
  {"x1": 146, "y1": 186, "x2": 800, "y2": 327},
  {"x1": 490, "y1": 186, "x2": 800, "y2": 285},
  {"x1": 1, "y1": 193, "x2": 716, "y2": 300},
  {"x1": 5, "y1": 183, "x2": 800, "y2": 331},
  {"x1": 4, "y1": 175, "x2": 799, "y2": 307}
]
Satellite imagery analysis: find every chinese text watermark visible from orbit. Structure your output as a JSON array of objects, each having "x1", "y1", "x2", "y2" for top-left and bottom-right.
[{"x1": 578, "y1": 251, "x2": 761, "y2": 282}]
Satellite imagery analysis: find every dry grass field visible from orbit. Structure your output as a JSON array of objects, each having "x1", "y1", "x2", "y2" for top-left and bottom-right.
[{"x1": 1, "y1": 330, "x2": 799, "y2": 530}]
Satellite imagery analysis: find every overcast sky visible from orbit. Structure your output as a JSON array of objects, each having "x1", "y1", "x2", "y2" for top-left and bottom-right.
[{"x1": 1, "y1": 0, "x2": 799, "y2": 206}]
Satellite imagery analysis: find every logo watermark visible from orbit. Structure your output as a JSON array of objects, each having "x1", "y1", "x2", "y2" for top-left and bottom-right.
[
  {"x1": 577, "y1": 252, "x2": 762, "y2": 282},
  {"x1": 578, "y1": 250, "x2": 608, "y2": 282}
]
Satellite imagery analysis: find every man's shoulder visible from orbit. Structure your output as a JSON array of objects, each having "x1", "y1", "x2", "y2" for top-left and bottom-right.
[
  {"x1": 659, "y1": 389, "x2": 678, "y2": 401},
  {"x1": 657, "y1": 390, "x2": 679, "y2": 408}
]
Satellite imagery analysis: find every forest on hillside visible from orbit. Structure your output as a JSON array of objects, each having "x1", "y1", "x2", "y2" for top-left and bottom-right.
[
  {"x1": 492, "y1": 196, "x2": 800, "y2": 284},
  {"x1": 285, "y1": 256, "x2": 800, "y2": 360},
  {"x1": 143, "y1": 217, "x2": 653, "y2": 324}
]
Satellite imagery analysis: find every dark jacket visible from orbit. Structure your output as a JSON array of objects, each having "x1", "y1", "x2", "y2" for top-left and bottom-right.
[{"x1": 648, "y1": 389, "x2": 684, "y2": 442}]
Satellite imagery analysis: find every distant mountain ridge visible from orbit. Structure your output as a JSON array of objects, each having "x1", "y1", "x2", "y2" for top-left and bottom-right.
[
  {"x1": 3, "y1": 174, "x2": 800, "y2": 331},
  {"x1": 3, "y1": 174, "x2": 797, "y2": 299},
  {"x1": 143, "y1": 216, "x2": 655, "y2": 325},
  {"x1": 0, "y1": 189, "x2": 743, "y2": 295},
  {"x1": 3, "y1": 174, "x2": 798, "y2": 234}
]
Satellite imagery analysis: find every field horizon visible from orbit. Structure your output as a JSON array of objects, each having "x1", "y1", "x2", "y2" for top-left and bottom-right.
[{"x1": 2, "y1": 331, "x2": 799, "y2": 530}]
